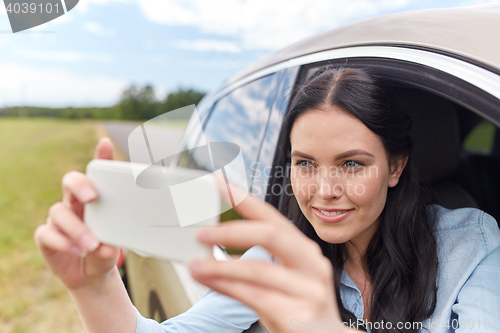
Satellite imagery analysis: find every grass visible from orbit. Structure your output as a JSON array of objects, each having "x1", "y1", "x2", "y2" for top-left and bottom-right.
[
  {"x1": 0, "y1": 118, "x2": 101, "y2": 333},
  {"x1": 101, "y1": 118, "x2": 190, "y2": 131},
  {"x1": 463, "y1": 121, "x2": 496, "y2": 153},
  {"x1": 155, "y1": 119, "x2": 190, "y2": 130}
]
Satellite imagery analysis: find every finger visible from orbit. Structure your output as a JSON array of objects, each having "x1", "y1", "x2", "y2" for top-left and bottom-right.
[
  {"x1": 94, "y1": 137, "x2": 114, "y2": 160},
  {"x1": 93, "y1": 243, "x2": 120, "y2": 260},
  {"x1": 217, "y1": 178, "x2": 288, "y2": 226},
  {"x1": 61, "y1": 171, "x2": 98, "y2": 215},
  {"x1": 197, "y1": 222, "x2": 329, "y2": 274},
  {"x1": 84, "y1": 244, "x2": 120, "y2": 272},
  {"x1": 42, "y1": 217, "x2": 118, "y2": 260},
  {"x1": 48, "y1": 202, "x2": 100, "y2": 252},
  {"x1": 34, "y1": 224, "x2": 86, "y2": 257},
  {"x1": 190, "y1": 260, "x2": 314, "y2": 298},
  {"x1": 194, "y1": 274, "x2": 337, "y2": 333},
  {"x1": 192, "y1": 275, "x2": 293, "y2": 330}
]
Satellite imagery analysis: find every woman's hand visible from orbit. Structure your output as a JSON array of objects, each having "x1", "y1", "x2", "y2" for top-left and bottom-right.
[
  {"x1": 189, "y1": 183, "x2": 344, "y2": 332},
  {"x1": 34, "y1": 137, "x2": 120, "y2": 291}
]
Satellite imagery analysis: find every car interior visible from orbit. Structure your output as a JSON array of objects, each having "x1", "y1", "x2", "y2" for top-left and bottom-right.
[
  {"x1": 392, "y1": 87, "x2": 500, "y2": 225},
  {"x1": 268, "y1": 62, "x2": 500, "y2": 229}
]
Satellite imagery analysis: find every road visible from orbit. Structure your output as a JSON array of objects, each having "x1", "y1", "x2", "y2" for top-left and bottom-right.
[{"x1": 102, "y1": 121, "x2": 185, "y2": 161}]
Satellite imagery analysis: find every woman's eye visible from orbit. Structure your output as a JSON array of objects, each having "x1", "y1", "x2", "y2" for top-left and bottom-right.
[
  {"x1": 296, "y1": 160, "x2": 313, "y2": 167},
  {"x1": 344, "y1": 160, "x2": 359, "y2": 168}
]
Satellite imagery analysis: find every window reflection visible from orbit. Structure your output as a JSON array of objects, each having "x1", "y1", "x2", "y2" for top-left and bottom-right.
[
  {"x1": 178, "y1": 74, "x2": 279, "y2": 190},
  {"x1": 251, "y1": 67, "x2": 299, "y2": 200}
]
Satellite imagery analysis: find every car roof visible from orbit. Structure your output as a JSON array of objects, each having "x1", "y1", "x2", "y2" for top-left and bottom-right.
[{"x1": 226, "y1": 4, "x2": 500, "y2": 86}]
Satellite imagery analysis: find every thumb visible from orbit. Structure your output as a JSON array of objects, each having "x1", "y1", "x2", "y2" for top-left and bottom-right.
[
  {"x1": 94, "y1": 137, "x2": 115, "y2": 160},
  {"x1": 217, "y1": 175, "x2": 286, "y2": 226}
]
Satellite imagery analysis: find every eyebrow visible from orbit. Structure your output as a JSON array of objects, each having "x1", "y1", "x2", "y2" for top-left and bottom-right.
[
  {"x1": 291, "y1": 149, "x2": 374, "y2": 160},
  {"x1": 335, "y1": 149, "x2": 374, "y2": 160}
]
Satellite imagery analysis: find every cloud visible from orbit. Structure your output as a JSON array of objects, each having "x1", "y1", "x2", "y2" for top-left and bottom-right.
[
  {"x1": 458, "y1": 0, "x2": 500, "y2": 5},
  {"x1": 180, "y1": 59, "x2": 246, "y2": 70},
  {"x1": 0, "y1": 63, "x2": 127, "y2": 107},
  {"x1": 173, "y1": 39, "x2": 241, "y2": 53},
  {"x1": 143, "y1": 40, "x2": 154, "y2": 49},
  {"x1": 463, "y1": 0, "x2": 500, "y2": 3},
  {"x1": 84, "y1": 21, "x2": 116, "y2": 37},
  {"x1": 146, "y1": 53, "x2": 168, "y2": 64},
  {"x1": 49, "y1": 11, "x2": 73, "y2": 25},
  {"x1": 11, "y1": 49, "x2": 114, "y2": 62},
  {"x1": 0, "y1": 35, "x2": 13, "y2": 48},
  {"x1": 77, "y1": 0, "x2": 130, "y2": 13},
  {"x1": 137, "y1": 0, "x2": 413, "y2": 50}
]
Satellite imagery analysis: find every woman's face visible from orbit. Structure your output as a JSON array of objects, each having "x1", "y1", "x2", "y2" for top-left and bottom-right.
[{"x1": 289, "y1": 106, "x2": 406, "y2": 249}]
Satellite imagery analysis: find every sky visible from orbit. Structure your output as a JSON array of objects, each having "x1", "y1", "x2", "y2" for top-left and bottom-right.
[{"x1": 0, "y1": 0, "x2": 499, "y2": 108}]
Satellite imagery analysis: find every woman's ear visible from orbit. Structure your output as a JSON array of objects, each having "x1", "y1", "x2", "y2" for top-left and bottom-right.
[{"x1": 388, "y1": 156, "x2": 408, "y2": 187}]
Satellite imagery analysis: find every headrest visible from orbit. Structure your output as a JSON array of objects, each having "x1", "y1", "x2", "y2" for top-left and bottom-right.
[{"x1": 392, "y1": 88, "x2": 460, "y2": 184}]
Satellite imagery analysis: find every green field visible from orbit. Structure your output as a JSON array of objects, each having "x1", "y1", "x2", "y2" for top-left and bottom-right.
[
  {"x1": 463, "y1": 121, "x2": 496, "y2": 153},
  {"x1": 0, "y1": 118, "x2": 100, "y2": 333}
]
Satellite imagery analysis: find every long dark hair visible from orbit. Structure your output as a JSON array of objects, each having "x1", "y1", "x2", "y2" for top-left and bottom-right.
[{"x1": 278, "y1": 66, "x2": 438, "y2": 332}]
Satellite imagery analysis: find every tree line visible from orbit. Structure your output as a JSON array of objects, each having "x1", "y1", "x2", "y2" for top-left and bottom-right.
[{"x1": 0, "y1": 85, "x2": 205, "y2": 120}]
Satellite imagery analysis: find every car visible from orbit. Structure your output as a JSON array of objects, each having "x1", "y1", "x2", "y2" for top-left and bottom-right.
[{"x1": 124, "y1": 4, "x2": 500, "y2": 332}]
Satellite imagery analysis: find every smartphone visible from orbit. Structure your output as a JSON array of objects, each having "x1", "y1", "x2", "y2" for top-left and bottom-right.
[{"x1": 84, "y1": 159, "x2": 222, "y2": 262}]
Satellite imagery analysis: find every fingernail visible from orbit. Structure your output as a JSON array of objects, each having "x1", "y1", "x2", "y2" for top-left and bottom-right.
[
  {"x1": 71, "y1": 246, "x2": 87, "y2": 258},
  {"x1": 99, "y1": 137, "x2": 111, "y2": 144},
  {"x1": 78, "y1": 187, "x2": 97, "y2": 202},
  {"x1": 81, "y1": 234, "x2": 99, "y2": 252},
  {"x1": 189, "y1": 260, "x2": 204, "y2": 272},
  {"x1": 197, "y1": 229, "x2": 213, "y2": 242}
]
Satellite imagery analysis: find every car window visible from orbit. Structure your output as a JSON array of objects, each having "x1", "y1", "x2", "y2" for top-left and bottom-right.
[
  {"x1": 463, "y1": 120, "x2": 496, "y2": 154},
  {"x1": 250, "y1": 67, "x2": 299, "y2": 200},
  {"x1": 177, "y1": 73, "x2": 280, "y2": 190}
]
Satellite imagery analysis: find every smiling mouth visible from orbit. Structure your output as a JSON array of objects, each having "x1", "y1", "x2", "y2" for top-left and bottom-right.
[
  {"x1": 312, "y1": 207, "x2": 354, "y2": 223},
  {"x1": 316, "y1": 209, "x2": 350, "y2": 216}
]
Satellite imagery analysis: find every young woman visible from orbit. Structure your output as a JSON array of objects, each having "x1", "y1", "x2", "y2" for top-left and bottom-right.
[{"x1": 35, "y1": 67, "x2": 500, "y2": 333}]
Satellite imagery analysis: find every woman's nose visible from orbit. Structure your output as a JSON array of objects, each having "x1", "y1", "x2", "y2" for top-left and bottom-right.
[{"x1": 317, "y1": 176, "x2": 343, "y2": 200}]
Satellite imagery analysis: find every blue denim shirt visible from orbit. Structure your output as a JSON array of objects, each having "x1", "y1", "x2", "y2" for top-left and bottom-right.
[{"x1": 135, "y1": 205, "x2": 500, "y2": 332}]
